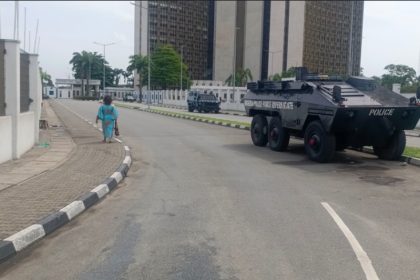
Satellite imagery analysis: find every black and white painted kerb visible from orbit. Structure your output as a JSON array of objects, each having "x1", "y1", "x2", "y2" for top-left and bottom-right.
[
  {"x1": 0, "y1": 146, "x2": 131, "y2": 263},
  {"x1": 0, "y1": 101, "x2": 133, "y2": 264}
]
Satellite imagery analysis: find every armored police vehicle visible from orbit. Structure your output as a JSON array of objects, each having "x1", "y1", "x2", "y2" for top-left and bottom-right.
[
  {"x1": 245, "y1": 67, "x2": 420, "y2": 163},
  {"x1": 187, "y1": 91, "x2": 220, "y2": 113}
]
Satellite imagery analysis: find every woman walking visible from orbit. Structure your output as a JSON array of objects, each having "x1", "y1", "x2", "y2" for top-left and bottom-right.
[{"x1": 96, "y1": 95, "x2": 119, "y2": 143}]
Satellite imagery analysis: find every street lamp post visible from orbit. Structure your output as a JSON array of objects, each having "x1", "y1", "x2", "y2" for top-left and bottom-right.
[
  {"x1": 180, "y1": 45, "x2": 184, "y2": 91},
  {"x1": 93, "y1": 41, "x2": 116, "y2": 96},
  {"x1": 232, "y1": 26, "x2": 240, "y2": 103}
]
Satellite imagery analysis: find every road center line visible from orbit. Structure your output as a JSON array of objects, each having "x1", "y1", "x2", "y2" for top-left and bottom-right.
[{"x1": 321, "y1": 202, "x2": 380, "y2": 280}]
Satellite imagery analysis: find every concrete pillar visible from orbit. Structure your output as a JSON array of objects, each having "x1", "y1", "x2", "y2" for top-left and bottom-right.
[
  {"x1": 3, "y1": 40, "x2": 20, "y2": 159},
  {"x1": 28, "y1": 54, "x2": 41, "y2": 143}
]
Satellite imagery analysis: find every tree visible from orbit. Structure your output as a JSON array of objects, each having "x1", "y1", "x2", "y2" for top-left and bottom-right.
[
  {"x1": 225, "y1": 68, "x2": 253, "y2": 86},
  {"x1": 381, "y1": 64, "x2": 416, "y2": 90},
  {"x1": 70, "y1": 51, "x2": 113, "y2": 95},
  {"x1": 40, "y1": 68, "x2": 53, "y2": 96},
  {"x1": 270, "y1": 73, "x2": 282, "y2": 81},
  {"x1": 40, "y1": 68, "x2": 53, "y2": 86},
  {"x1": 151, "y1": 45, "x2": 191, "y2": 90},
  {"x1": 281, "y1": 67, "x2": 296, "y2": 78},
  {"x1": 127, "y1": 54, "x2": 148, "y2": 89},
  {"x1": 112, "y1": 68, "x2": 125, "y2": 86}
]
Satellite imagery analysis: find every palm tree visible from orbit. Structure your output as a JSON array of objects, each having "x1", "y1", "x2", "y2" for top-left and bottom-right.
[
  {"x1": 225, "y1": 68, "x2": 253, "y2": 86},
  {"x1": 127, "y1": 54, "x2": 148, "y2": 88},
  {"x1": 40, "y1": 68, "x2": 53, "y2": 96},
  {"x1": 70, "y1": 51, "x2": 104, "y2": 96}
]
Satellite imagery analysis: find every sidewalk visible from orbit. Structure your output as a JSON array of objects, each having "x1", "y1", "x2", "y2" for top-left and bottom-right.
[
  {"x1": 0, "y1": 101, "x2": 75, "y2": 192},
  {"x1": 0, "y1": 100, "x2": 124, "y2": 239}
]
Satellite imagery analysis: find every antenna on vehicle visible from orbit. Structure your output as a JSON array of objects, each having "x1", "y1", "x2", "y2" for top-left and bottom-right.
[{"x1": 332, "y1": 86, "x2": 343, "y2": 103}]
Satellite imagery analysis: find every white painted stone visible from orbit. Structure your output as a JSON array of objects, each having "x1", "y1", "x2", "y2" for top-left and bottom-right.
[
  {"x1": 5, "y1": 224, "x2": 45, "y2": 251},
  {"x1": 123, "y1": 156, "x2": 132, "y2": 166},
  {"x1": 91, "y1": 184, "x2": 110, "y2": 199},
  {"x1": 110, "y1": 172, "x2": 123, "y2": 183},
  {"x1": 60, "y1": 201, "x2": 85, "y2": 220}
]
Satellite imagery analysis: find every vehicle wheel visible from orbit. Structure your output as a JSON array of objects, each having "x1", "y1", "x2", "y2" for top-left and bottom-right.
[
  {"x1": 251, "y1": 115, "x2": 268, "y2": 147},
  {"x1": 373, "y1": 130, "x2": 405, "y2": 160},
  {"x1": 304, "y1": 121, "x2": 336, "y2": 163},
  {"x1": 268, "y1": 117, "x2": 290, "y2": 151},
  {"x1": 188, "y1": 106, "x2": 194, "y2": 112},
  {"x1": 214, "y1": 109, "x2": 220, "y2": 114}
]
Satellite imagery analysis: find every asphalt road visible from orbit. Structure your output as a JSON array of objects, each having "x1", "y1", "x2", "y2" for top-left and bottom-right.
[{"x1": 2, "y1": 99, "x2": 420, "y2": 280}]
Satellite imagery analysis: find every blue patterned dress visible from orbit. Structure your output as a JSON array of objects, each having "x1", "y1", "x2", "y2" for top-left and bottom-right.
[{"x1": 97, "y1": 105, "x2": 119, "y2": 140}]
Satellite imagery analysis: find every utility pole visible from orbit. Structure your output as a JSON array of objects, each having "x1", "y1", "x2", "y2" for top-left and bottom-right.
[
  {"x1": 180, "y1": 45, "x2": 184, "y2": 91},
  {"x1": 93, "y1": 41, "x2": 117, "y2": 94},
  {"x1": 23, "y1": 7, "x2": 26, "y2": 50},
  {"x1": 33, "y1": 19, "x2": 39, "y2": 53},
  {"x1": 232, "y1": 26, "x2": 239, "y2": 103}
]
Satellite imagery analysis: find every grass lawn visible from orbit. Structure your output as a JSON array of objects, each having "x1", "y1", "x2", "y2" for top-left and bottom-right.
[{"x1": 403, "y1": 146, "x2": 420, "y2": 159}]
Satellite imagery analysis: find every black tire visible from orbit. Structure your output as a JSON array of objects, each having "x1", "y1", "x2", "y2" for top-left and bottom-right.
[
  {"x1": 188, "y1": 106, "x2": 194, "y2": 112},
  {"x1": 373, "y1": 130, "x2": 406, "y2": 160},
  {"x1": 268, "y1": 117, "x2": 290, "y2": 151},
  {"x1": 251, "y1": 115, "x2": 268, "y2": 147},
  {"x1": 304, "y1": 121, "x2": 336, "y2": 163}
]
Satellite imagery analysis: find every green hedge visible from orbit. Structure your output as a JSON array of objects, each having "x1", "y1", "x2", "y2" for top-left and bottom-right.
[{"x1": 73, "y1": 96, "x2": 99, "y2": 101}]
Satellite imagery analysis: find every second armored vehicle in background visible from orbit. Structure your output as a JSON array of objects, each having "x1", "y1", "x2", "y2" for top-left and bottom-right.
[{"x1": 187, "y1": 91, "x2": 220, "y2": 113}]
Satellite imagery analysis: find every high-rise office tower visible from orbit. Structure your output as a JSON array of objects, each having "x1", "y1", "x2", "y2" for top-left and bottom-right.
[
  {"x1": 213, "y1": 1, "x2": 364, "y2": 82},
  {"x1": 134, "y1": 0, "x2": 214, "y2": 90}
]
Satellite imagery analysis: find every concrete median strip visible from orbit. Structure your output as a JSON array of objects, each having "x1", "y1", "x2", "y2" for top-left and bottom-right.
[{"x1": 0, "y1": 103, "x2": 133, "y2": 264}]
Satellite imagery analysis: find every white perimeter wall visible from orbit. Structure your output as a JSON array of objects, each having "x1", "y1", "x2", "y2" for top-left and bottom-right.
[
  {"x1": 0, "y1": 116, "x2": 13, "y2": 163},
  {"x1": 17, "y1": 112, "x2": 35, "y2": 158}
]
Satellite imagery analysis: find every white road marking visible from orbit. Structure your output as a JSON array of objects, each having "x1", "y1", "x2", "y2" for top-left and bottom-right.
[
  {"x1": 114, "y1": 137, "x2": 122, "y2": 143},
  {"x1": 321, "y1": 202, "x2": 380, "y2": 280}
]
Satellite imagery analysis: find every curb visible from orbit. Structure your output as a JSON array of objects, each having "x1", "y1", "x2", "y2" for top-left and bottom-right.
[
  {"x1": 357, "y1": 146, "x2": 420, "y2": 168},
  {"x1": 148, "y1": 103, "x2": 247, "y2": 117},
  {"x1": 114, "y1": 103, "x2": 251, "y2": 132},
  {"x1": 116, "y1": 103, "x2": 420, "y2": 168},
  {"x1": 0, "y1": 102, "x2": 132, "y2": 264}
]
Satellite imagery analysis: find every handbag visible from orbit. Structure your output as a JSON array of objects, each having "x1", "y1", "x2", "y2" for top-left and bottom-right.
[{"x1": 114, "y1": 120, "x2": 120, "y2": 136}]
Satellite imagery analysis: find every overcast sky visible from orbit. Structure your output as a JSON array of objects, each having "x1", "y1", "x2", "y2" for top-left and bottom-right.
[{"x1": 0, "y1": 1, "x2": 419, "y2": 80}]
